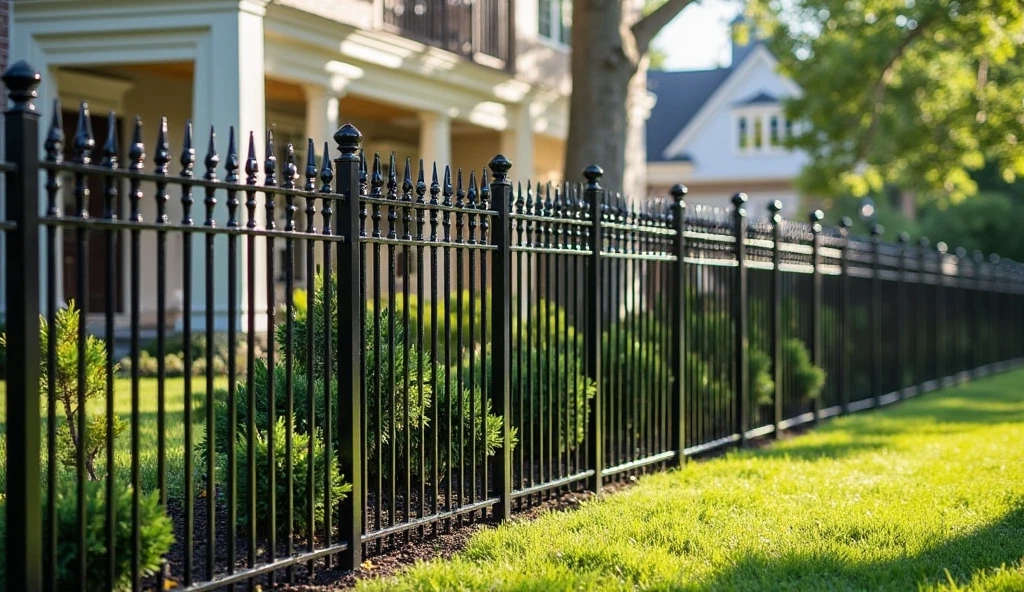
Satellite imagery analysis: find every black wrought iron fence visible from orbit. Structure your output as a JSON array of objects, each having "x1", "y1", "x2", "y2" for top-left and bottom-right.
[{"x1": 3, "y1": 61, "x2": 1024, "y2": 592}]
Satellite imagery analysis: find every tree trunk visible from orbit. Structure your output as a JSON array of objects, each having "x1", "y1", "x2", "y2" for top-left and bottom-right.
[{"x1": 564, "y1": 0, "x2": 638, "y2": 193}]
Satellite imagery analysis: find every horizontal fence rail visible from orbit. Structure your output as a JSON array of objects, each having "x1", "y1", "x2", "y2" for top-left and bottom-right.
[{"x1": 3, "y1": 62, "x2": 1024, "y2": 591}]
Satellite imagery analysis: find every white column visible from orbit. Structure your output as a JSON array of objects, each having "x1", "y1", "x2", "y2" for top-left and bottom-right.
[
  {"x1": 304, "y1": 84, "x2": 341, "y2": 270},
  {"x1": 190, "y1": 5, "x2": 267, "y2": 332},
  {"x1": 500, "y1": 103, "x2": 534, "y2": 184},
  {"x1": 418, "y1": 110, "x2": 452, "y2": 171}
]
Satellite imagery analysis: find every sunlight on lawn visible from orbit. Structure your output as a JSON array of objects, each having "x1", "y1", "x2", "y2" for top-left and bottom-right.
[
  {"x1": 360, "y1": 371, "x2": 1024, "y2": 592},
  {"x1": 0, "y1": 376, "x2": 228, "y2": 498}
]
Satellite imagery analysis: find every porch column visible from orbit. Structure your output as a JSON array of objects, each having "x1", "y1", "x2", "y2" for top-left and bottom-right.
[
  {"x1": 419, "y1": 110, "x2": 452, "y2": 171},
  {"x1": 305, "y1": 84, "x2": 341, "y2": 270},
  {"x1": 190, "y1": 4, "x2": 267, "y2": 331},
  {"x1": 500, "y1": 103, "x2": 534, "y2": 184}
]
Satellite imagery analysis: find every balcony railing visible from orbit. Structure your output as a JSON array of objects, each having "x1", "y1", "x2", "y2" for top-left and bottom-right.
[{"x1": 382, "y1": 0, "x2": 514, "y2": 70}]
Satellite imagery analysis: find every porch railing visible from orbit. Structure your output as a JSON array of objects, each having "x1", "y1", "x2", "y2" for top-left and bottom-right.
[{"x1": 381, "y1": 0, "x2": 515, "y2": 70}]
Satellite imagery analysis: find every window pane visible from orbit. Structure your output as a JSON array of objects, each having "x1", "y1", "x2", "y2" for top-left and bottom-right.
[
  {"x1": 753, "y1": 116, "x2": 764, "y2": 148},
  {"x1": 770, "y1": 116, "x2": 780, "y2": 146},
  {"x1": 738, "y1": 117, "x2": 748, "y2": 150},
  {"x1": 539, "y1": 0, "x2": 553, "y2": 38},
  {"x1": 560, "y1": 0, "x2": 572, "y2": 44}
]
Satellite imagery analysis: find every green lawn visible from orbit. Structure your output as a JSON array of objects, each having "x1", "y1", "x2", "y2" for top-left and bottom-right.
[
  {"x1": 361, "y1": 371, "x2": 1024, "y2": 592},
  {"x1": 0, "y1": 376, "x2": 228, "y2": 498}
]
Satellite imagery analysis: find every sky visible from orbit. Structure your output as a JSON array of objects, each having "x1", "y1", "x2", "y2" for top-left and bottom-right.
[{"x1": 653, "y1": 1, "x2": 745, "y2": 71}]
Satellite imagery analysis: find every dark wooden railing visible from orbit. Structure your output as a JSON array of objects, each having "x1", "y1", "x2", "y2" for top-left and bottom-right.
[{"x1": 382, "y1": 0, "x2": 515, "y2": 70}]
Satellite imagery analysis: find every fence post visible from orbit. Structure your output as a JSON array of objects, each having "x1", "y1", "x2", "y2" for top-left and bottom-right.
[
  {"x1": 870, "y1": 223, "x2": 884, "y2": 406},
  {"x1": 3, "y1": 61, "x2": 43, "y2": 592},
  {"x1": 809, "y1": 210, "x2": 824, "y2": 422},
  {"x1": 584, "y1": 165, "x2": 604, "y2": 492},
  {"x1": 488, "y1": 154, "x2": 514, "y2": 520},
  {"x1": 973, "y1": 251, "x2": 985, "y2": 378},
  {"x1": 990, "y1": 254, "x2": 1001, "y2": 371},
  {"x1": 917, "y1": 238, "x2": 930, "y2": 392},
  {"x1": 731, "y1": 193, "x2": 749, "y2": 445},
  {"x1": 334, "y1": 123, "x2": 364, "y2": 569},
  {"x1": 839, "y1": 217, "x2": 852, "y2": 414},
  {"x1": 897, "y1": 232, "x2": 909, "y2": 399},
  {"x1": 768, "y1": 200, "x2": 783, "y2": 438},
  {"x1": 670, "y1": 184, "x2": 687, "y2": 463},
  {"x1": 935, "y1": 242, "x2": 947, "y2": 386}
]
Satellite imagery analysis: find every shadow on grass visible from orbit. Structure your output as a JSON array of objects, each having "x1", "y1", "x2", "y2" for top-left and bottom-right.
[{"x1": 689, "y1": 506, "x2": 1024, "y2": 591}]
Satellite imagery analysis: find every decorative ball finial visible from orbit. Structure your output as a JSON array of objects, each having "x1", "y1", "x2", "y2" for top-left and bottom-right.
[
  {"x1": 897, "y1": 231, "x2": 910, "y2": 244},
  {"x1": 731, "y1": 192, "x2": 748, "y2": 208},
  {"x1": 333, "y1": 123, "x2": 362, "y2": 157},
  {"x1": 839, "y1": 216, "x2": 853, "y2": 230},
  {"x1": 936, "y1": 241, "x2": 948, "y2": 255},
  {"x1": 488, "y1": 154, "x2": 512, "y2": 183},
  {"x1": 670, "y1": 183, "x2": 687, "y2": 202},
  {"x1": 809, "y1": 209, "x2": 824, "y2": 223},
  {"x1": 990, "y1": 253, "x2": 1001, "y2": 264},
  {"x1": 955, "y1": 246, "x2": 967, "y2": 258},
  {"x1": 583, "y1": 164, "x2": 603, "y2": 189},
  {"x1": 919, "y1": 236, "x2": 930, "y2": 248},
  {"x1": 768, "y1": 199, "x2": 783, "y2": 214},
  {"x1": 871, "y1": 224, "x2": 884, "y2": 238},
  {"x1": 2, "y1": 60, "x2": 41, "y2": 111}
]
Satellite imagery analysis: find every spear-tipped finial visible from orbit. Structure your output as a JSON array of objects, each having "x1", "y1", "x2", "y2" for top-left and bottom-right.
[
  {"x1": 204, "y1": 125, "x2": 219, "y2": 180},
  {"x1": 154, "y1": 117, "x2": 171, "y2": 174},
  {"x1": 320, "y1": 141, "x2": 334, "y2": 191},
  {"x1": 416, "y1": 159, "x2": 427, "y2": 203},
  {"x1": 180, "y1": 120, "x2": 196, "y2": 173},
  {"x1": 45, "y1": 99, "x2": 65, "y2": 162},
  {"x1": 244, "y1": 131, "x2": 259, "y2": 181},
  {"x1": 304, "y1": 139, "x2": 317, "y2": 192},
  {"x1": 129, "y1": 116, "x2": 145, "y2": 171},
  {"x1": 73, "y1": 102, "x2": 96, "y2": 164},
  {"x1": 102, "y1": 111, "x2": 119, "y2": 169}
]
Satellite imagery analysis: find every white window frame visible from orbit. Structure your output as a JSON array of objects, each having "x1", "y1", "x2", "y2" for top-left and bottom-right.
[
  {"x1": 732, "y1": 105, "x2": 789, "y2": 155},
  {"x1": 538, "y1": 0, "x2": 571, "y2": 46}
]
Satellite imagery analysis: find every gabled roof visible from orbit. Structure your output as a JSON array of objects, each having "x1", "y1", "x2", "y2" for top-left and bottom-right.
[
  {"x1": 646, "y1": 67, "x2": 733, "y2": 162},
  {"x1": 734, "y1": 91, "x2": 779, "y2": 106}
]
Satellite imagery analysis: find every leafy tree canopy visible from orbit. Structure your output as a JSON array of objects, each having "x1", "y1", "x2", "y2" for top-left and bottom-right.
[{"x1": 749, "y1": 0, "x2": 1024, "y2": 203}]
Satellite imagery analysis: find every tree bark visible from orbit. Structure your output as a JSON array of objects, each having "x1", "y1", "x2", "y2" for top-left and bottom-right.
[{"x1": 564, "y1": 0, "x2": 695, "y2": 195}]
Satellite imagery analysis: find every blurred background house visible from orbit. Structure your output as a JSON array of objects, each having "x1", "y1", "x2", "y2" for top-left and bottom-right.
[
  {"x1": 646, "y1": 15, "x2": 807, "y2": 216},
  {"x1": 7, "y1": 0, "x2": 640, "y2": 332}
]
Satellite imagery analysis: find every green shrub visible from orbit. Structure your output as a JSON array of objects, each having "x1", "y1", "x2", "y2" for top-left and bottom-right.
[
  {"x1": 222, "y1": 415, "x2": 350, "y2": 537},
  {"x1": 0, "y1": 301, "x2": 124, "y2": 480},
  {"x1": 784, "y1": 338, "x2": 827, "y2": 401},
  {"x1": 0, "y1": 481, "x2": 174, "y2": 592},
  {"x1": 749, "y1": 346, "x2": 775, "y2": 406}
]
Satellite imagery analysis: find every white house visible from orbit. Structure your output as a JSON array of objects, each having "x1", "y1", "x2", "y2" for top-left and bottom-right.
[
  {"x1": 646, "y1": 16, "x2": 808, "y2": 216},
  {"x1": 3, "y1": 0, "x2": 658, "y2": 333}
]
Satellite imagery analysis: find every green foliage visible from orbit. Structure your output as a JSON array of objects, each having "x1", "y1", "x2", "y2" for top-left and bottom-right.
[
  {"x1": 359, "y1": 371, "x2": 1024, "y2": 591},
  {"x1": 784, "y1": 338, "x2": 827, "y2": 401},
  {"x1": 749, "y1": 0, "x2": 1024, "y2": 201},
  {"x1": 749, "y1": 346, "x2": 775, "y2": 406},
  {"x1": 3, "y1": 301, "x2": 125, "y2": 480},
  {"x1": 0, "y1": 481, "x2": 173, "y2": 592},
  {"x1": 223, "y1": 415, "x2": 351, "y2": 537}
]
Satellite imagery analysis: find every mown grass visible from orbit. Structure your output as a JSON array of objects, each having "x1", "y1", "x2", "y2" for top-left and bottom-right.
[
  {"x1": 0, "y1": 376, "x2": 228, "y2": 498},
  {"x1": 361, "y1": 371, "x2": 1024, "y2": 592}
]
